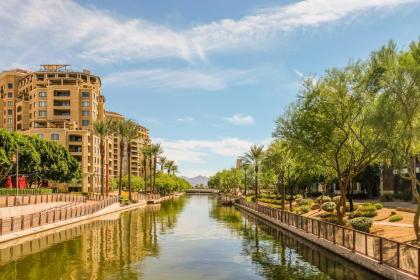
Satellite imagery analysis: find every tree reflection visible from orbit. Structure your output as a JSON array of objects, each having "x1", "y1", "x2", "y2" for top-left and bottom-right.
[
  {"x1": 0, "y1": 197, "x2": 187, "y2": 280},
  {"x1": 210, "y1": 204, "x2": 381, "y2": 280}
]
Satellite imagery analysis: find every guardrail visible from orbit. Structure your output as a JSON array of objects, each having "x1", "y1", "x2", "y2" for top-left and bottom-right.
[
  {"x1": 0, "y1": 194, "x2": 86, "y2": 208},
  {"x1": 0, "y1": 196, "x2": 119, "y2": 236},
  {"x1": 133, "y1": 193, "x2": 161, "y2": 202},
  {"x1": 237, "y1": 198, "x2": 420, "y2": 278}
]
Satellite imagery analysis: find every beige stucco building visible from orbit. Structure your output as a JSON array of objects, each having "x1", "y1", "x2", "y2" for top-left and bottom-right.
[{"x1": 0, "y1": 65, "x2": 151, "y2": 192}]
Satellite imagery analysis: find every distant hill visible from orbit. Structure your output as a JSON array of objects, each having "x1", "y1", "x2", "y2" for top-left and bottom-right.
[{"x1": 181, "y1": 175, "x2": 209, "y2": 187}]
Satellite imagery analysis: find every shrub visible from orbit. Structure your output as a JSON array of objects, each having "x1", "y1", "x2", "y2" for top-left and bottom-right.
[
  {"x1": 351, "y1": 217, "x2": 373, "y2": 232},
  {"x1": 320, "y1": 212, "x2": 336, "y2": 218},
  {"x1": 311, "y1": 204, "x2": 320, "y2": 210},
  {"x1": 374, "y1": 203, "x2": 383, "y2": 209},
  {"x1": 321, "y1": 202, "x2": 336, "y2": 212},
  {"x1": 348, "y1": 204, "x2": 378, "y2": 218},
  {"x1": 316, "y1": 195, "x2": 331, "y2": 203},
  {"x1": 299, "y1": 205, "x2": 310, "y2": 214},
  {"x1": 332, "y1": 196, "x2": 341, "y2": 205},
  {"x1": 294, "y1": 194, "x2": 303, "y2": 200},
  {"x1": 298, "y1": 198, "x2": 313, "y2": 206},
  {"x1": 389, "y1": 214, "x2": 403, "y2": 222}
]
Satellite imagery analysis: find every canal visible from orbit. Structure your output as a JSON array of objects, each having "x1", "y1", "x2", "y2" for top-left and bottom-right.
[{"x1": 0, "y1": 195, "x2": 383, "y2": 280}]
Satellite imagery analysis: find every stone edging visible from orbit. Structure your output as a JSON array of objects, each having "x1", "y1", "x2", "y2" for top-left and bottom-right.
[{"x1": 235, "y1": 202, "x2": 416, "y2": 280}]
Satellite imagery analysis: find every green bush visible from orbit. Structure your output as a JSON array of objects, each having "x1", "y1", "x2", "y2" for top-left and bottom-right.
[
  {"x1": 374, "y1": 203, "x2": 383, "y2": 209},
  {"x1": 348, "y1": 204, "x2": 378, "y2": 218},
  {"x1": 294, "y1": 194, "x2": 303, "y2": 200},
  {"x1": 321, "y1": 213, "x2": 339, "y2": 223},
  {"x1": 389, "y1": 214, "x2": 403, "y2": 222},
  {"x1": 299, "y1": 205, "x2": 310, "y2": 214},
  {"x1": 0, "y1": 188, "x2": 53, "y2": 195},
  {"x1": 298, "y1": 198, "x2": 313, "y2": 206},
  {"x1": 332, "y1": 196, "x2": 341, "y2": 205},
  {"x1": 351, "y1": 217, "x2": 373, "y2": 233},
  {"x1": 320, "y1": 212, "x2": 336, "y2": 218},
  {"x1": 321, "y1": 201, "x2": 336, "y2": 212},
  {"x1": 316, "y1": 195, "x2": 331, "y2": 203}
]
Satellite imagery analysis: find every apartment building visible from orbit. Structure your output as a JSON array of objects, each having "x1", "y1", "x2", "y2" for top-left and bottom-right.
[{"x1": 0, "y1": 65, "x2": 151, "y2": 192}]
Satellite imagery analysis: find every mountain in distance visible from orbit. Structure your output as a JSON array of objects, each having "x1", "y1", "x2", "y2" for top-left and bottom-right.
[{"x1": 181, "y1": 175, "x2": 209, "y2": 187}]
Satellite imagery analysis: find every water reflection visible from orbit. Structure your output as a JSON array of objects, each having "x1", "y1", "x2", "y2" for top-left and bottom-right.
[
  {"x1": 210, "y1": 203, "x2": 383, "y2": 280},
  {"x1": 0, "y1": 195, "x2": 382, "y2": 280},
  {"x1": 0, "y1": 196, "x2": 186, "y2": 280}
]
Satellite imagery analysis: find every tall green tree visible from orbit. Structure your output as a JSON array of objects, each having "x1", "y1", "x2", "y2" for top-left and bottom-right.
[
  {"x1": 124, "y1": 120, "x2": 140, "y2": 201},
  {"x1": 93, "y1": 119, "x2": 113, "y2": 195},
  {"x1": 244, "y1": 145, "x2": 265, "y2": 200},
  {"x1": 110, "y1": 119, "x2": 128, "y2": 196},
  {"x1": 158, "y1": 156, "x2": 167, "y2": 172},
  {"x1": 150, "y1": 143, "x2": 163, "y2": 193}
]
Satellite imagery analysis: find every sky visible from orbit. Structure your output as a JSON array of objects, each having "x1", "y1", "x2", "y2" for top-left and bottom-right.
[{"x1": 1, "y1": 0, "x2": 420, "y2": 177}]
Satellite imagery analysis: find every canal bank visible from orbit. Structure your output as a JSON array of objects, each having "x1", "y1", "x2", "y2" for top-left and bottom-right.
[
  {"x1": 0, "y1": 194, "x2": 383, "y2": 280},
  {"x1": 235, "y1": 200, "x2": 416, "y2": 280},
  {"x1": 0, "y1": 193, "x2": 183, "y2": 246}
]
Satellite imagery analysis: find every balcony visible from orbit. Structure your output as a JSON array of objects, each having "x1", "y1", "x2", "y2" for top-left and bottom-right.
[{"x1": 54, "y1": 100, "x2": 70, "y2": 107}]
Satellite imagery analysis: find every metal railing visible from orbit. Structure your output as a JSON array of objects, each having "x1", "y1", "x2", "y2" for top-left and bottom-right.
[
  {"x1": 0, "y1": 196, "x2": 119, "y2": 236},
  {"x1": 237, "y1": 198, "x2": 420, "y2": 278}
]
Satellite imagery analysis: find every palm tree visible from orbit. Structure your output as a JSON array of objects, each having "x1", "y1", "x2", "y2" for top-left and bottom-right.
[
  {"x1": 239, "y1": 156, "x2": 251, "y2": 196},
  {"x1": 150, "y1": 143, "x2": 163, "y2": 193},
  {"x1": 124, "y1": 120, "x2": 139, "y2": 201},
  {"x1": 158, "y1": 156, "x2": 167, "y2": 172},
  {"x1": 244, "y1": 145, "x2": 264, "y2": 199},
  {"x1": 110, "y1": 119, "x2": 128, "y2": 196},
  {"x1": 170, "y1": 165, "x2": 178, "y2": 175},
  {"x1": 93, "y1": 119, "x2": 112, "y2": 195},
  {"x1": 141, "y1": 145, "x2": 152, "y2": 193},
  {"x1": 165, "y1": 160, "x2": 175, "y2": 174}
]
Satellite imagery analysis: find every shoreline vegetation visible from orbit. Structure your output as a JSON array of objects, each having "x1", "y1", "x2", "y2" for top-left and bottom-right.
[{"x1": 209, "y1": 37, "x2": 420, "y2": 245}]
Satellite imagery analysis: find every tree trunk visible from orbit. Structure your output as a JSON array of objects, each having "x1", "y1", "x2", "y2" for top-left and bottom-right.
[
  {"x1": 127, "y1": 143, "x2": 132, "y2": 201},
  {"x1": 153, "y1": 155, "x2": 157, "y2": 193},
  {"x1": 411, "y1": 157, "x2": 420, "y2": 241},
  {"x1": 100, "y1": 139, "x2": 104, "y2": 195},
  {"x1": 255, "y1": 165, "x2": 259, "y2": 199},
  {"x1": 149, "y1": 156, "x2": 153, "y2": 191},
  {"x1": 337, "y1": 178, "x2": 347, "y2": 224},
  {"x1": 244, "y1": 170, "x2": 247, "y2": 196},
  {"x1": 143, "y1": 156, "x2": 147, "y2": 193},
  {"x1": 349, "y1": 180, "x2": 354, "y2": 212},
  {"x1": 118, "y1": 139, "x2": 124, "y2": 196}
]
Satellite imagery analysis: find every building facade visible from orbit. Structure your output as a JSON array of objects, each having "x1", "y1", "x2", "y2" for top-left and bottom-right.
[{"x1": 0, "y1": 65, "x2": 151, "y2": 192}]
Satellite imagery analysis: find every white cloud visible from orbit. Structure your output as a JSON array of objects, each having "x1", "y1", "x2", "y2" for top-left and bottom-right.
[
  {"x1": 0, "y1": 0, "x2": 417, "y2": 66},
  {"x1": 103, "y1": 68, "x2": 255, "y2": 91},
  {"x1": 293, "y1": 69, "x2": 304, "y2": 78},
  {"x1": 155, "y1": 137, "x2": 254, "y2": 163},
  {"x1": 224, "y1": 114, "x2": 255, "y2": 126},
  {"x1": 176, "y1": 116, "x2": 195, "y2": 123}
]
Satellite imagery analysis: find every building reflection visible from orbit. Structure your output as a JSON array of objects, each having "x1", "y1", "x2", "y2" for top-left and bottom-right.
[{"x1": 0, "y1": 196, "x2": 186, "y2": 280}]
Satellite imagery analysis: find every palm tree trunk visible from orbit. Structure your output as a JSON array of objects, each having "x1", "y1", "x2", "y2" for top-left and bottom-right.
[
  {"x1": 118, "y1": 139, "x2": 124, "y2": 196},
  {"x1": 100, "y1": 139, "x2": 105, "y2": 195},
  {"x1": 255, "y1": 165, "x2": 259, "y2": 199},
  {"x1": 153, "y1": 155, "x2": 157, "y2": 193},
  {"x1": 149, "y1": 156, "x2": 153, "y2": 192},
  {"x1": 127, "y1": 143, "x2": 132, "y2": 201},
  {"x1": 143, "y1": 156, "x2": 148, "y2": 193}
]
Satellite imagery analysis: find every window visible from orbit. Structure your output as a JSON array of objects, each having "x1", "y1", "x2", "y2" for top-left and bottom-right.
[
  {"x1": 39, "y1": 91, "x2": 47, "y2": 97},
  {"x1": 33, "y1": 102, "x2": 36, "y2": 108},
  {"x1": 82, "y1": 91, "x2": 89, "y2": 98},
  {"x1": 7, "y1": 92, "x2": 12, "y2": 98},
  {"x1": 7, "y1": 101, "x2": 13, "y2": 107},
  {"x1": 39, "y1": 101, "x2": 47, "y2": 107},
  {"x1": 82, "y1": 110, "x2": 90, "y2": 116},
  {"x1": 8, "y1": 117, "x2": 12, "y2": 124},
  {"x1": 51, "y1": 133, "x2": 59, "y2": 141},
  {"x1": 81, "y1": 101, "x2": 90, "y2": 107},
  {"x1": 7, "y1": 83, "x2": 12, "y2": 89},
  {"x1": 8, "y1": 109, "x2": 12, "y2": 115},
  {"x1": 39, "y1": 110, "x2": 47, "y2": 117},
  {"x1": 82, "y1": 120, "x2": 90, "y2": 126}
]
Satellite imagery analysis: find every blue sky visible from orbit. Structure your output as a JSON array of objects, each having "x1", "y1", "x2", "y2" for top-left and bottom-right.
[{"x1": 1, "y1": 0, "x2": 420, "y2": 177}]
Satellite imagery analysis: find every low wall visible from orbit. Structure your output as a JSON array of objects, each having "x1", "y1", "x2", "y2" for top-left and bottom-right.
[
  {"x1": 0, "y1": 202, "x2": 68, "y2": 219},
  {"x1": 0, "y1": 196, "x2": 118, "y2": 236},
  {"x1": 236, "y1": 199, "x2": 418, "y2": 280},
  {"x1": 0, "y1": 194, "x2": 85, "y2": 208}
]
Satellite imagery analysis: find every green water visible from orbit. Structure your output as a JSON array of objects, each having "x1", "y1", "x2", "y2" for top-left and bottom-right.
[{"x1": 0, "y1": 195, "x2": 383, "y2": 280}]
